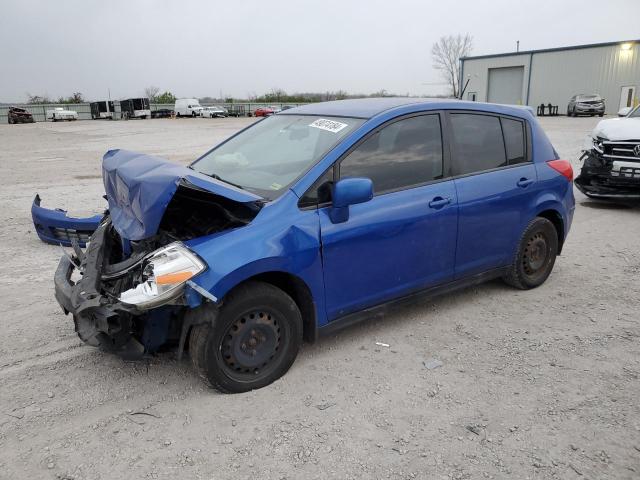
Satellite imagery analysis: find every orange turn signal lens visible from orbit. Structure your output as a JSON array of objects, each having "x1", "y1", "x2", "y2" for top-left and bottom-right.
[{"x1": 155, "y1": 271, "x2": 194, "y2": 285}]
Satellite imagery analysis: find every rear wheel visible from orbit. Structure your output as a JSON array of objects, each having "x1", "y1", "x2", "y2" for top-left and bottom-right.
[
  {"x1": 189, "y1": 281, "x2": 302, "y2": 393},
  {"x1": 503, "y1": 217, "x2": 558, "y2": 290}
]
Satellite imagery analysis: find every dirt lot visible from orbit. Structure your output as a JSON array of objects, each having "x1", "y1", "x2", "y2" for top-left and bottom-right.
[{"x1": 0, "y1": 115, "x2": 639, "y2": 480}]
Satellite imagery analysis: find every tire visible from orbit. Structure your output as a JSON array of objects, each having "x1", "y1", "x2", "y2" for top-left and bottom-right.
[
  {"x1": 7, "y1": 116, "x2": 12, "y2": 124},
  {"x1": 599, "y1": 113, "x2": 604, "y2": 117},
  {"x1": 189, "y1": 281, "x2": 302, "y2": 393},
  {"x1": 192, "y1": 111, "x2": 196, "y2": 117},
  {"x1": 503, "y1": 217, "x2": 558, "y2": 290}
]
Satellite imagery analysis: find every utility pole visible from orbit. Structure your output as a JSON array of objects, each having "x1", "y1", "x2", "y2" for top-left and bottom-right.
[{"x1": 517, "y1": 40, "x2": 520, "y2": 52}]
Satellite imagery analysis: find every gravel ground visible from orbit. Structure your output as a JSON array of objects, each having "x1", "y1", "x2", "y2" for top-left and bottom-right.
[{"x1": 0, "y1": 115, "x2": 638, "y2": 480}]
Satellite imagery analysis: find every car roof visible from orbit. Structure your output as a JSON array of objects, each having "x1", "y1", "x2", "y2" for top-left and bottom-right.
[{"x1": 279, "y1": 97, "x2": 531, "y2": 119}]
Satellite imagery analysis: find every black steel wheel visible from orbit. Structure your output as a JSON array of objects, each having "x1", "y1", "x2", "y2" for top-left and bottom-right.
[
  {"x1": 503, "y1": 217, "x2": 558, "y2": 290},
  {"x1": 189, "y1": 281, "x2": 302, "y2": 393},
  {"x1": 220, "y1": 308, "x2": 284, "y2": 378}
]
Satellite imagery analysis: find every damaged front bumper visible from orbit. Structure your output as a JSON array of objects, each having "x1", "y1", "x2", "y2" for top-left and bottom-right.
[
  {"x1": 54, "y1": 219, "x2": 213, "y2": 359},
  {"x1": 54, "y1": 220, "x2": 150, "y2": 357},
  {"x1": 32, "y1": 194, "x2": 102, "y2": 247},
  {"x1": 575, "y1": 150, "x2": 640, "y2": 199}
]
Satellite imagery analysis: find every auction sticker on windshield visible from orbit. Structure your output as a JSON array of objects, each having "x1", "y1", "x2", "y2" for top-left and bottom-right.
[{"x1": 309, "y1": 118, "x2": 348, "y2": 133}]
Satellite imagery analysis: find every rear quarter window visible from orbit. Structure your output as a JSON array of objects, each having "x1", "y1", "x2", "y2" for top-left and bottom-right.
[{"x1": 501, "y1": 117, "x2": 526, "y2": 164}]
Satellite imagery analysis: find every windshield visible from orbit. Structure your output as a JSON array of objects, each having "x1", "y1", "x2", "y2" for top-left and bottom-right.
[
  {"x1": 628, "y1": 105, "x2": 640, "y2": 118},
  {"x1": 191, "y1": 115, "x2": 364, "y2": 198},
  {"x1": 577, "y1": 95, "x2": 601, "y2": 101}
]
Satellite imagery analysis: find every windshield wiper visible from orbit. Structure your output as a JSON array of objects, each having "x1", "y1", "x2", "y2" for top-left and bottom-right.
[{"x1": 204, "y1": 172, "x2": 246, "y2": 190}]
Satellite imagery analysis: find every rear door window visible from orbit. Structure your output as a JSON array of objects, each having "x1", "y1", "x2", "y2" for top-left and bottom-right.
[
  {"x1": 450, "y1": 113, "x2": 506, "y2": 176},
  {"x1": 339, "y1": 114, "x2": 443, "y2": 194}
]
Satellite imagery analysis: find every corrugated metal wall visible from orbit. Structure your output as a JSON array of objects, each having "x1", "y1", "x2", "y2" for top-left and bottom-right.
[{"x1": 461, "y1": 42, "x2": 640, "y2": 114}]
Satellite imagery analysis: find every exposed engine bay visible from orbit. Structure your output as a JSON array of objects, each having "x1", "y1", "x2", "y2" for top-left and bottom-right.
[
  {"x1": 53, "y1": 157, "x2": 263, "y2": 359},
  {"x1": 159, "y1": 181, "x2": 260, "y2": 240}
]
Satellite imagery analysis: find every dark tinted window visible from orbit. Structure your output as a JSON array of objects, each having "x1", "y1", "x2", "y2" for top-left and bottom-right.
[
  {"x1": 450, "y1": 114, "x2": 506, "y2": 175},
  {"x1": 299, "y1": 169, "x2": 334, "y2": 208},
  {"x1": 340, "y1": 115, "x2": 443, "y2": 194},
  {"x1": 501, "y1": 118, "x2": 526, "y2": 164}
]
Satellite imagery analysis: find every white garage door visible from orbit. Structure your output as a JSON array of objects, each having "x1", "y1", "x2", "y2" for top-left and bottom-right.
[{"x1": 487, "y1": 66, "x2": 524, "y2": 105}]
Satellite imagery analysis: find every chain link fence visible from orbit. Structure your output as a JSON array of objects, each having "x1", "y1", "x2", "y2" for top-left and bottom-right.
[{"x1": 0, "y1": 102, "x2": 311, "y2": 123}]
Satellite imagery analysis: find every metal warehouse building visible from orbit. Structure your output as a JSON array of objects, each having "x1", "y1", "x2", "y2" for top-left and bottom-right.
[{"x1": 460, "y1": 39, "x2": 639, "y2": 115}]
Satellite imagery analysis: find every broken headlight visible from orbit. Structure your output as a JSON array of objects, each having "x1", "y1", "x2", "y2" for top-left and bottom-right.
[{"x1": 119, "y1": 242, "x2": 206, "y2": 308}]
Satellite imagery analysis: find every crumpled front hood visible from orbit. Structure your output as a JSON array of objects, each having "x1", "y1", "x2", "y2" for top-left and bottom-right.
[
  {"x1": 592, "y1": 117, "x2": 640, "y2": 141},
  {"x1": 103, "y1": 149, "x2": 262, "y2": 241}
]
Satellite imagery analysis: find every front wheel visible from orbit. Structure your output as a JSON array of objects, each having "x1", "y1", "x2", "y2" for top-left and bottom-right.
[
  {"x1": 189, "y1": 281, "x2": 302, "y2": 393},
  {"x1": 503, "y1": 217, "x2": 558, "y2": 290}
]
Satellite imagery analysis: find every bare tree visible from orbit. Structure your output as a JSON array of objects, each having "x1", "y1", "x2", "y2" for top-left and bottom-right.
[
  {"x1": 69, "y1": 92, "x2": 84, "y2": 103},
  {"x1": 335, "y1": 90, "x2": 348, "y2": 100},
  {"x1": 270, "y1": 88, "x2": 286, "y2": 102},
  {"x1": 144, "y1": 86, "x2": 160, "y2": 101},
  {"x1": 431, "y1": 34, "x2": 473, "y2": 98}
]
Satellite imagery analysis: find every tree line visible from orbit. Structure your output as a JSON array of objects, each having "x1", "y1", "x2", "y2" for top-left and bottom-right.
[{"x1": 24, "y1": 36, "x2": 473, "y2": 106}]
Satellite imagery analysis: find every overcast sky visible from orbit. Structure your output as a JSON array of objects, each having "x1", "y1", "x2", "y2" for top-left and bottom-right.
[{"x1": 1, "y1": 0, "x2": 638, "y2": 102}]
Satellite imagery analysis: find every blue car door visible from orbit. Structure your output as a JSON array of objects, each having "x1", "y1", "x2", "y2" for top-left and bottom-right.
[
  {"x1": 448, "y1": 112, "x2": 538, "y2": 278},
  {"x1": 316, "y1": 113, "x2": 459, "y2": 321}
]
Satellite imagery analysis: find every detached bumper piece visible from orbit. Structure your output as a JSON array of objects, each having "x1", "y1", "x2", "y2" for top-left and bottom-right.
[
  {"x1": 575, "y1": 151, "x2": 640, "y2": 199},
  {"x1": 32, "y1": 195, "x2": 102, "y2": 247},
  {"x1": 54, "y1": 220, "x2": 179, "y2": 359}
]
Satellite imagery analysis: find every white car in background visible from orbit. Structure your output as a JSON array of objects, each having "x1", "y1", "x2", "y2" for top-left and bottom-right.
[
  {"x1": 201, "y1": 106, "x2": 228, "y2": 118},
  {"x1": 576, "y1": 104, "x2": 640, "y2": 199},
  {"x1": 47, "y1": 107, "x2": 78, "y2": 122},
  {"x1": 175, "y1": 98, "x2": 204, "y2": 117}
]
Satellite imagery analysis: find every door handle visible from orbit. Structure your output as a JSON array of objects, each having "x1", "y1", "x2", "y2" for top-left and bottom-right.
[
  {"x1": 428, "y1": 196, "x2": 451, "y2": 209},
  {"x1": 517, "y1": 178, "x2": 535, "y2": 188}
]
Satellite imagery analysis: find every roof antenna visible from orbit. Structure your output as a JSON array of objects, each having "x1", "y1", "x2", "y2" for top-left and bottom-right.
[{"x1": 459, "y1": 74, "x2": 471, "y2": 99}]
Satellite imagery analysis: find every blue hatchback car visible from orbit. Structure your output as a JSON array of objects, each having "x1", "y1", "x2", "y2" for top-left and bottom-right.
[{"x1": 54, "y1": 98, "x2": 575, "y2": 392}]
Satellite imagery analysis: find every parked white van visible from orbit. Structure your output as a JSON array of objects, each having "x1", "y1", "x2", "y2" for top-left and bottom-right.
[
  {"x1": 46, "y1": 107, "x2": 78, "y2": 122},
  {"x1": 175, "y1": 98, "x2": 203, "y2": 117}
]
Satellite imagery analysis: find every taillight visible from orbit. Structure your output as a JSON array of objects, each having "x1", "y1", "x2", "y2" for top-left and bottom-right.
[{"x1": 547, "y1": 159, "x2": 573, "y2": 181}]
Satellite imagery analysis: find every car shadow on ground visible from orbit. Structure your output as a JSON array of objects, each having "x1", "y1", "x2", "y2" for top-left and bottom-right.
[
  {"x1": 98, "y1": 279, "x2": 512, "y2": 392},
  {"x1": 580, "y1": 199, "x2": 640, "y2": 210},
  {"x1": 301, "y1": 278, "x2": 510, "y2": 355}
]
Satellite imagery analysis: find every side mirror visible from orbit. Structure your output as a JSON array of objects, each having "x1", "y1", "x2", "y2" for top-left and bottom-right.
[{"x1": 329, "y1": 178, "x2": 373, "y2": 223}]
